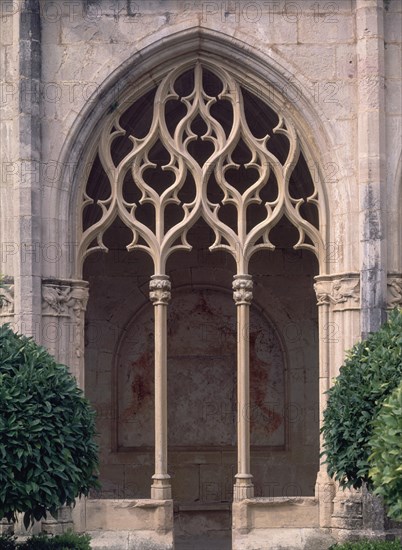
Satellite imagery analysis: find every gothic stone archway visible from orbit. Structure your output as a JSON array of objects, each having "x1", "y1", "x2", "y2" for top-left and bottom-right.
[{"x1": 80, "y1": 61, "x2": 326, "y2": 548}]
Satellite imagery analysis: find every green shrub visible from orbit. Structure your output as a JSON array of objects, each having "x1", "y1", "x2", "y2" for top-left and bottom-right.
[
  {"x1": 0, "y1": 532, "x2": 91, "y2": 549},
  {"x1": 0, "y1": 533, "x2": 17, "y2": 550},
  {"x1": 369, "y1": 380, "x2": 402, "y2": 521},
  {"x1": 0, "y1": 325, "x2": 99, "y2": 528},
  {"x1": 19, "y1": 532, "x2": 91, "y2": 549},
  {"x1": 329, "y1": 541, "x2": 402, "y2": 549},
  {"x1": 321, "y1": 308, "x2": 402, "y2": 489}
]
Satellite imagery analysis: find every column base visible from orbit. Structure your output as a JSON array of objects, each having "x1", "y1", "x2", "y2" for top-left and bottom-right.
[
  {"x1": 151, "y1": 475, "x2": 172, "y2": 500},
  {"x1": 315, "y1": 470, "x2": 336, "y2": 528},
  {"x1": 234, "y1": 474, "x2": 254, "y2": 501}
]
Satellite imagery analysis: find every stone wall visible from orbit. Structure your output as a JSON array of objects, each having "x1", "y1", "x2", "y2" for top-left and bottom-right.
[{"x1": 0, "y1": 0, "x2": 401, "y2": 547}]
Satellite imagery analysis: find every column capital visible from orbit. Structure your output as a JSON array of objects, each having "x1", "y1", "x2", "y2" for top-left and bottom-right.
[
  {"x1": 314, "y1": 273, "x2": 360, "y2": 310},
  {"x1": 149, "y1": 275, "x2": 171, "y2": 305},
  {"x1": 42, "y1": 279, "x2": 89, "y2": 316},
  {"x1": 233, "y1": 274, "x2": 253, "y2": 305}
]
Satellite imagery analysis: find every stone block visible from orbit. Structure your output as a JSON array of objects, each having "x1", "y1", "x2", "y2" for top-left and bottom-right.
[
  {"x1": 170, "y1": 464, "x2": 200, "y2": 502},
  {"x1": 386, "y1": 79, "x2": 402, "y2": 115},
  {"x1": 385, "y1": 44, "x2": 402, "y2": 79},
  {"x1": 298, "y1": 12, "x2": 354, "y2": 44},
  {"x1": 88, "y1": 529, "x2": 173, "y2": 550},
  {"x1": 385, "y1": 11, "x2": 402, "y2": 42},
  {"x1": 236, "y1": 497, "x2": 319, "y2": 530},
  {"x1": 85, "y1": 499, "x2": 173, "y2": 532},
  {"x1": 41, "y1": 506, "x2": 73, "y2": 536},
  {"x1": 233, "y1": 526, "x2": 336, "y2": 550}
]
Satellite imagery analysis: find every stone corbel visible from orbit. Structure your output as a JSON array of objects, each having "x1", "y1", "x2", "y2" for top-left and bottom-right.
[{"x1": 387, "y1": 275, "x2": 402, "y2": 309}]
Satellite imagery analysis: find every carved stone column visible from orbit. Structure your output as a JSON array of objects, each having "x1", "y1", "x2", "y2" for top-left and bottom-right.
[
  {"x1": 150, "y1": 275, "x2": 172, "y2": 500},
  {"x1": 40, "y1": 279, "x2": 89, "y2": 533},
  {"x1": 314, "y1": 273, "x2": 361, "y2": 529},
  {"x1": 313, "y1": 277, "x2": 336, "y2": 527},
  {"x1": 233, "y1": 275, "x2": 254, "y2": 501}
]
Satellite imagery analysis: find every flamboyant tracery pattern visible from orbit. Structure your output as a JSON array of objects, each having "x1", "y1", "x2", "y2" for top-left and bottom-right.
[
  {"x1": 80, "y1": 62, "x2": 322, "y2": 274},
  {"x1": 80, "y1": 61, "x2": 323, "y2": 501}
]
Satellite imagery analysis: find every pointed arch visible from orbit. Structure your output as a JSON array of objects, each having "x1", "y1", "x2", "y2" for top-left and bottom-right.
[
  {"x1": 51, "y1": 27, "x2": 349, "y2": 278},
  {"x1": 78, "y1": 61, "x2": 324, "y2": 276}
]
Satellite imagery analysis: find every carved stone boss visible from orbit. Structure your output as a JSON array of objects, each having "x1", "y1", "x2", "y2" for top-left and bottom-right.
[{"x1": 79, "y1": 63, "x2": 323, "y2": 500}]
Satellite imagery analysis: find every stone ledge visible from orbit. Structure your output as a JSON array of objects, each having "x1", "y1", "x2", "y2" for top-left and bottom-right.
[
  {"x1": 233, "y1": 497, "x2": 319, "y2": 530},
  {"x1": 84, "y1": 499, "x2": 173, "y2": 532},
  {"x1": 88, "y1": 530, "x2": 173, "y2": 550}
]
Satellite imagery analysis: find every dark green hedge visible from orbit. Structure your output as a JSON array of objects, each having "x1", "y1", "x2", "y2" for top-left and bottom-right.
[
  {"x1": 369, "y1": 379, "x2": 402, "y2": 521},
  {"x1": 0, "y1": 532, "x2": 91, "y2": 549},
  {"x1": 329, "y1": 541, "x2": 402, "y2": 550},
  {"x1": 321, "y1": 309, "x2": 402, "y2": 489}
]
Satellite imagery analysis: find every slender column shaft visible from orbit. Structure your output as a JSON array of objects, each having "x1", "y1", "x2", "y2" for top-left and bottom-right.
[
  {"x1": 314, "y1": 278, "x2": 335, "y2": 527},
  {"x1": 150, "y1": 275, "x2": 171, "y2": 500},
  {"x1": 233, "y1": 274, "x2": 254, "y2": 501},
  {"x1": 238, "y1": 302, "x2": 250, "y2": 473}
]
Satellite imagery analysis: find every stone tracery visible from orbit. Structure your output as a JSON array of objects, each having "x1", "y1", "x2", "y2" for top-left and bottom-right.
[
  {"x1": 79, "y1": 62, "x2": 323, "y2": 272},
  {"x1": 79, "y1": 61, "x2": 325, "y2": 502}
]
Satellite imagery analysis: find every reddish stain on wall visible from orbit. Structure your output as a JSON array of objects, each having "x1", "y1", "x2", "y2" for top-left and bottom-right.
[
  {"x1": 250, "y1": 330, "x2": 282, "y2": 435},
  {"x1": 121, "y1": 350, "x2": 153, "y2": 420}
]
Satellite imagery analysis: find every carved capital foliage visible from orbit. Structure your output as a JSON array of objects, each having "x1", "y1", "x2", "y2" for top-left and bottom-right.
[
  {"x1": 314, "y1": 274, "x2": 360, "y2": 310},
  {"x1": 149, "y1": 276, "x2": 171, "y2": 305},
  {"x1": 233, "y1": 275, "x2": 253, "y2": 305},
  {"x1": 0, "y1": 279, "x2": 14, "y2": 316},
  {"x1": 387, "y1": 275, "x2": 402, "y2": 309}
]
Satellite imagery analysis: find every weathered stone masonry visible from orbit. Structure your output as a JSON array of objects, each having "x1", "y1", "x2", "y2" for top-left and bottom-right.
[{"x1": 0, "y1": 1, "x2": 401, "y2": 548}]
